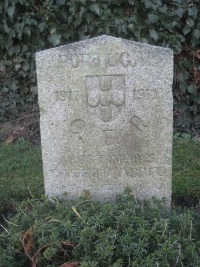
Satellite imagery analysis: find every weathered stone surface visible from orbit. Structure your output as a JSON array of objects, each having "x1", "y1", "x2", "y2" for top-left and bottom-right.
[{"x1": 36, "y1": 35, "x2": 173, "y2": 205}]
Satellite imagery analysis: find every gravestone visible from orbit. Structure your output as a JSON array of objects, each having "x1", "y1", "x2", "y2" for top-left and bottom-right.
[{"x1": 36, "y1": 35, "x2": 173, "y2": 205}]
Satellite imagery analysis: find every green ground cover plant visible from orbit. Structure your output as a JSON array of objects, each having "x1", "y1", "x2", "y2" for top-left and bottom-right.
[
  {"x1": 1, "y1": 190, "x2": 200, "y2": 267},
  {"x1": 0, "y1": 137, "x2": 200, "y2": 266}
]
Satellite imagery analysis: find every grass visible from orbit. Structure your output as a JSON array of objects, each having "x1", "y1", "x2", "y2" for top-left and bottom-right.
[
  {"x1": 0, "y1": 137, "x2": 200, "y2": 266},
  {"x1": 0, "y1": 138, "x2": 44, "y2": 216},
  {"x1": 173, "y1": 136, "x2": 200, "y2": 206},
  {"x1": 0, "y1": 136, "x2": 200, "y2": 217}
]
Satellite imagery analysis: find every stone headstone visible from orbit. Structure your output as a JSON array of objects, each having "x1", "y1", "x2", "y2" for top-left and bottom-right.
[{"x1": 36, "y1": 35, "x2": 173, "y2": 205}]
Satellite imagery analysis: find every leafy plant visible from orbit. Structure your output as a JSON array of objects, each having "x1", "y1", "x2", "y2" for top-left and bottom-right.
[
  {"x1": 1, "y1": 190, "x2": 200, "y2": 266},
  {"x1": 0, "y1": 0, "x2": 199, "y2": 133}
]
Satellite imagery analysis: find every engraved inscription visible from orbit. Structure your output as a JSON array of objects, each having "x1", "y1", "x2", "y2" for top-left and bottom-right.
[
  {"x1": 67, "y1": 168, "x2": 121, "y2": 180},
  {"x1": 59, "y1": 51, "x2": 135, "y2": 69},
  {"x1": 132, "y1": 88, "x2": 162, "y2": 99},
  {"x1": 55, "y1": 89, "x2": 79, "y2": 101},
  {"x1": 70, "y1": 119, "x2": 85, "y2": 134},
  {"x1": 68, "y1": 153, "x2": 156, "y2": 166},
  {"x1": 36, "y1": 35, "x2": 173, "y2": 205},
  {"x1": 62, "y1": 166, "x2": 168, "y2": 180},
  {"x1": 124, "y1": 166, "x2": 169, "y2": 177},
  {"x1": 129, "y1": 115, "x2": 148, "y2": 131},
  {"x1": 86, "y1": 75, "x2": 125, "y2": 122},
  {"x1": 109, "y1": 52, "x2": 132, "y2": 67}
]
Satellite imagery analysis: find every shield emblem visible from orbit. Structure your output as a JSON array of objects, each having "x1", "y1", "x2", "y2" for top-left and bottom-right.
[{"x1": 86, "y1": 75, "x2": 125, "y2": 122}]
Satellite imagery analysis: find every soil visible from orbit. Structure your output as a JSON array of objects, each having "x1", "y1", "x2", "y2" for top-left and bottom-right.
[
  {"x1": 0, "y1": 111, "x2": 40, "y2": 145},
  {"x1": 172, "y1": 194, "x2": 200, "y2": 209}
]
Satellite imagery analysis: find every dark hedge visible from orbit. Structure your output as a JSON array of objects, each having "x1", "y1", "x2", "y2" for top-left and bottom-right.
[{"x1": 0, "y1": 0, "x2": 200, "y2": 133}]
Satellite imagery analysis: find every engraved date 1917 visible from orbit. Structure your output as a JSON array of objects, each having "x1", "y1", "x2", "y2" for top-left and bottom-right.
[{"x1": 55, "y1": 89, "x2": 80, "y2": 102}]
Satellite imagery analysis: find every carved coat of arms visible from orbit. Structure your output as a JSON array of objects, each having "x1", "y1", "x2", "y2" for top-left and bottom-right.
[{"x1": 86, "y1": 75, "x2": 125, "y2": 122}]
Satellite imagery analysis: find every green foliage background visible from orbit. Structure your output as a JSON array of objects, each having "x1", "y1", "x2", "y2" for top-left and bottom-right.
[{"x1": 0, "y1": 0, "x2": 200, "y2": 133}]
